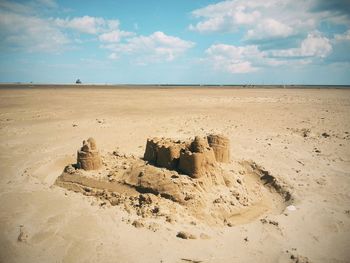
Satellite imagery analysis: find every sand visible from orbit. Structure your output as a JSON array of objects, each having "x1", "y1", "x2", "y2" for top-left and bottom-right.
[{"x1": 0, "y1": 86, "x2": 349, "y2": 263}]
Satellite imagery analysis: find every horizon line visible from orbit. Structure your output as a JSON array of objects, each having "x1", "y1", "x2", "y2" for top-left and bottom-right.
[{"x1": 0, "y1": 82, "x2": 350, "y2": 87}]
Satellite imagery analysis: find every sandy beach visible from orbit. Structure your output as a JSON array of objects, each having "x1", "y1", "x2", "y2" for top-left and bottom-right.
[{"x1": 0, "y1": 86, "x2": 349, "y2": 263}]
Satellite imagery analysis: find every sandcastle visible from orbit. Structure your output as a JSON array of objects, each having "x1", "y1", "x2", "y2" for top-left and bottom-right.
[
  {"x1": 77, "y1": 137, "x2": 102, "y2": 170},
  {"x1": 56, "y1": 133, "x2": 290, "y2": 228},
  {"x1": 76, "y1": 134, "x2": 230, "y2": 174},
  {"x1": 144, "y1": 134, "x2": 230, "y2": 178}
]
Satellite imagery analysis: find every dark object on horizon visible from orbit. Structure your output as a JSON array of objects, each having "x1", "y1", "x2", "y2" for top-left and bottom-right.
[{"x1": 76, "y1": 79, "x2": 82, "y2": 84}]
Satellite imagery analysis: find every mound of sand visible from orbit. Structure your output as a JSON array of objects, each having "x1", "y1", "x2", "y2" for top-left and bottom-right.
[{"x1": 55, "y1": 136, "x2": 291, "y2": 227}]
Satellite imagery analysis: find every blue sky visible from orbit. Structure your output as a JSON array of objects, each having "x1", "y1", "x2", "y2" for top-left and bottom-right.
[{"x1": 0, "y1": 0, "x2": 350, "y2": 84}]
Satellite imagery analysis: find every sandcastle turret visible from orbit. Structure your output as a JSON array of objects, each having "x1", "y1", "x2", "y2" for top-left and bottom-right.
[
  {"x1": 191, "y1": 136, "x2": 209, "y2": 153},
  {"x1": 178, "y1": 136, "x2": 216, "y2": 178},
  {"x1": 207, "y1": 134, "x2": 230, "y2": 163},
  {"x1": 77, "y1": 137, "x2": 102, "y2": 170},
  {"x1": 144, "y1": 138, "x2": 159, "y2": 163}
]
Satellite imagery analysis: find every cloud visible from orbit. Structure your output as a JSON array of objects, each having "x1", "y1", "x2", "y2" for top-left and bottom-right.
[
  {"x1": 0, "y1": 1, "x2": 35, "y2": 14},
  {"x1": 0, "y1": 2, "x2": 132, "y2": 53},
  {"x1": 103, "y1": 31, "x2": 195, "y2": 63},
  {"x1": 55, "y1": 16, "x2": 120, "y2": 35},
  {"x1": 0, "y1": 1, "x2": 190, "y2": 62},
  {"x1": 0, "y1": 0, "x2": 69, "y2": 53},
  {"x1": 0, "y1": 0, "x2": 58, "y2": 14},
  {"x1": 108, "y1": 53, "x2": 118, "y2": 60},
  {"x1": 271, "y1": 32, "x2": 332, "y2": 58},
  {"x1": 189, "y1": 17, "x2": 227, "y2": 33},
  {"x1": 334, "y1": 30, "x2": 350, "y2": 42},
  {"x1": 0, "y1": 12, "x2": 130, "y2": 53},
  {"x1": 246, "y1": 18, "x2": 294, "y2": 39},
  {"x1": 55, "y1": 15, "x2": 134, "y2": 45},
  {"x1": 99, "y1": 30, "x2": 134, "y2": 43},
  {"x1": 36, "y1": 0, "x2": 58, "y2": 9},
  {"x1": 310, "y1": 0, "x2": 350, "y2": 15},
  {"x1": 0, "y1": 11, "x2": 69, "y2": 52},
  {"x1": 189, "y1": 0, "x2": 349, "y2": 42},
  {"x1": 193, "y1": 0, "x2": 348, "y2": 72},
  {"x1": 189, "y1": 4, "x2": 261, "y2": 33},
  {"x1": 205, "y1": 32, "x2": 334, "y2": 74},
  {"x1": 205, "y1": 44, "x2": 262, "y2": 73},
  {"x1": 326, "y1": 30, "x2": 350, "y2": 63}
]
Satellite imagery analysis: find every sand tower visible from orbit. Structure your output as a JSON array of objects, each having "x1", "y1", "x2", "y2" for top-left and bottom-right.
[
  {"x1": 178, "y1": 136, "x2": 216, "y2": 178},
  {"x1": 207, "y1": 134, "x2": 230, "y2": 163},
  {"x1": 77, "y1": 137, "x2": 102, "y2": 170}
]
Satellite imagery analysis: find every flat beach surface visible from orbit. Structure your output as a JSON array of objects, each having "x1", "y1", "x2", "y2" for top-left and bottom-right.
[{"x1": 0, "y1": 86, "x2": 349, "y2": 263}]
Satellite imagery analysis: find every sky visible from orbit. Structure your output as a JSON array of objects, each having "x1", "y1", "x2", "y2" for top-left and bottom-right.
[{"x1": 0, "y1": 0, "x2": 350, "y2": 85}]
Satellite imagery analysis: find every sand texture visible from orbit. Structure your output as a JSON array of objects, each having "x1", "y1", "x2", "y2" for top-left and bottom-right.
[{"x1": 0, "y1": 86, "x2": 350, "y2": 263}]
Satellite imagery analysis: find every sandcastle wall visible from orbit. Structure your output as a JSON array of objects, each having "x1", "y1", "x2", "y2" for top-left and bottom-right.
[
  {"x1": 144, "y1": 138, "x2": 187, "y2": 170},
  {"x1": 156, "y1": 145, "x2": 182, "y2": 170},
  {"x1": 144, "y1": 139, "x2": 158, "y2": 163},
  {"x1": 178, "y1": 136, "x2": 216, "y2": 178},
  {"x1": 77, "y1": 137, "x2": 102, "y2": 170},
  {"x1": 144, "y1": 135, "x2": 225, "y2": 178},
  {"x1": 178, "y1": 149, "x2": 216, "y2": 178},
  {"x1": 207, "y1": 134, "x2": 230, "y2": 163}
]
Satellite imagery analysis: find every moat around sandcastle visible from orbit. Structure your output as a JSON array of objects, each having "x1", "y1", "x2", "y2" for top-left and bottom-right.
[{"x1": 55, "y1": 134, "x2": 291, "y2": 229}]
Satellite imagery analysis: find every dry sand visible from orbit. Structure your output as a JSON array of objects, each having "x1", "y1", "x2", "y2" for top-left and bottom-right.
[{"x1": 0, "y1": 86, "x2": 349, "y2": 263}]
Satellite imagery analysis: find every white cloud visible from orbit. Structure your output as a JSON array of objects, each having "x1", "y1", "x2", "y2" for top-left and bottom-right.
[
  {"x1": 55, "y1": 15, "x2": 134, "y2": 45},
  {"x1": 0, "y1": 2, "x2": 132, "y2": 53},
  {"x1": 189, "y1": 0, "x2": 349, "y2": 41},
  {"x1": 192, "y1": 0, "x2": 269, "y2": 19},
  {"x1": 205, "y1": 33, "x2": 334, "y2": 74},
  {"x1": 325, "y1": 30, "x2": 350, "y2": 63},
  {"x1": 246, "y1": 18, "x2": 294, "y2": 39},
  {"x1": 55, "y1": 16, "x2": 116, "y2": 34},
  {"x1": 225, "y1": 61, "x2": 256, "y2": 73},
  {"x1": 0, "y1": 1, "x2": 191, "y2": 62},
  {"x1": 234, "y1": 7, "x2": 260, "y2": 25},
  {"x1": 334, "y1": 30, "x2": 350, "y2": 42},
  {"x1": 189, "y1": 17, "x2": 226, "y2": 33},
  {"x1": 189, "y1": 4, "x2": 261, "y2": 33},
  {"x1": 99, "y1": 30, "x2": 134, "y2": 43},
  {"x1": 108, "y1": 53, "x2": 118, "y2": 60},
  {"x1": 194, "y1": 0, "x2": 342, "y2": 72},
  {"x1": 205, "y1": 44, "x2": 262, "y2": 73},
  {"x1": 71, "y1": 16, "x2": 104, "y2": 34},
  {"x1": 36, "y1": 0, "x2": 58, "y2": 9},
  {"x1": 0, "y1": 0, "x2": 58, "y2": 14},
  {"x1": 0, "y1": 11, "x2": 69, "y2": 52},
  {"x1": 300, "y1": 33, "x2": 332, "y2": 57},
  {"x1": 104, "y1": 31, "x2": 195, "y2": 63},
  {"x1": 271, "y1": 32, "x2": 332, "y2": 58},
  {"x1": 0, "y1": 1, "x2": 34, "y2": 14}
]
